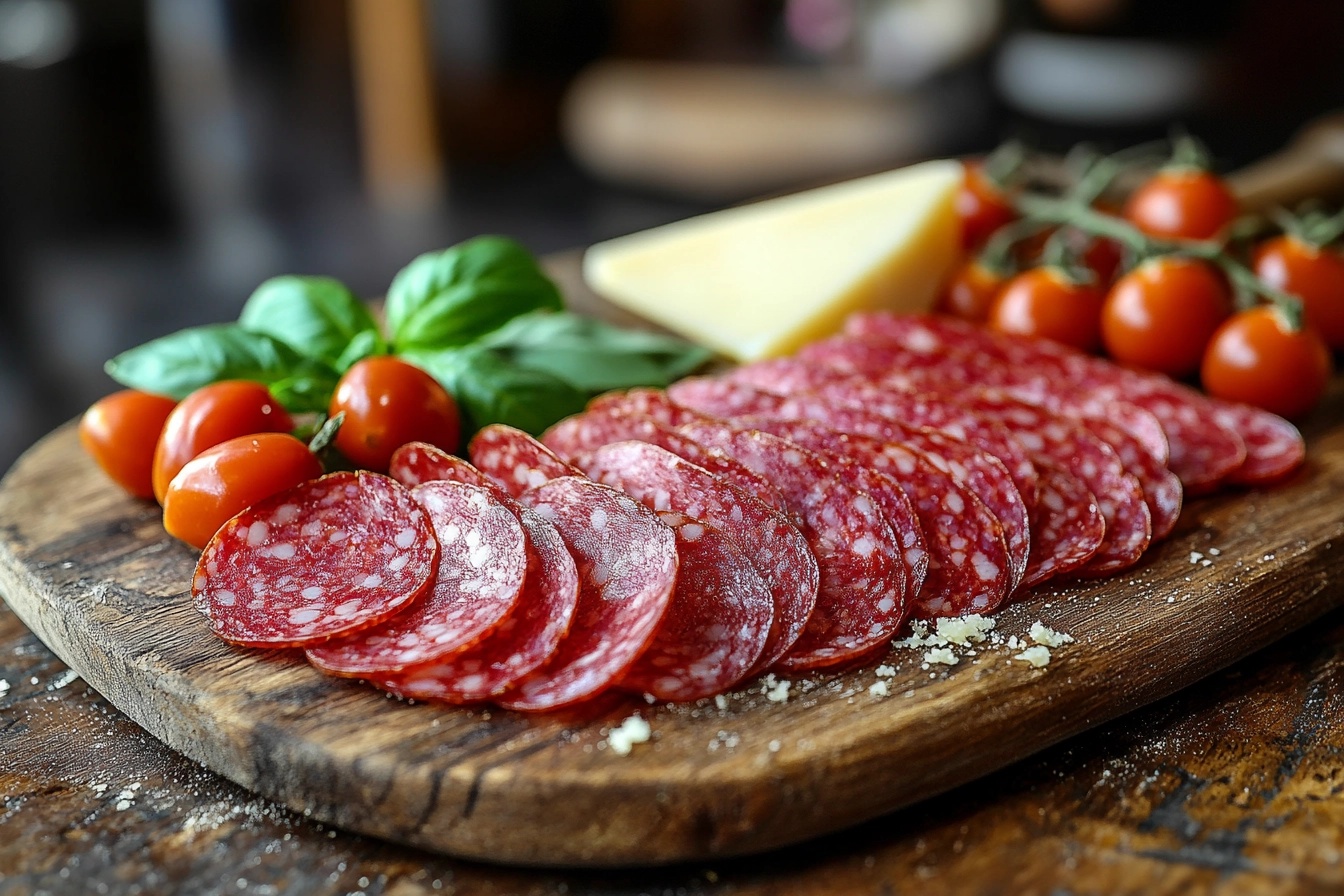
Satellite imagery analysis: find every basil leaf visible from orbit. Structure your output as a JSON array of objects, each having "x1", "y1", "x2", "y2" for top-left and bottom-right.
[
  {"x1": 477, "y1": 311, "x2": 713, "y2": 391},
  {"x1": 385, "y1": 237, "x2": 563, "y2": 352},
  {"x1": 239, "y1": 275, "x2": 385, "y2": 368},
  {"x1": 105, "y1": 323, "x2": 338, "y2": 411},
  {"x1": 405, "y1": 346, "x2": 587, "y2": 437}
]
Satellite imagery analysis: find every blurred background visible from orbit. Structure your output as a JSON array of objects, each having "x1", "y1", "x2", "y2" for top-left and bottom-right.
[{"x1": 2, "y1": 0, "x2": 1344, "y2": 474}]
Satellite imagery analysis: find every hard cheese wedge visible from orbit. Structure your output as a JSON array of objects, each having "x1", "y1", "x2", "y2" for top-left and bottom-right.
[{"x1": 583, "y1": 159, "x2": 962, "y2": 362}]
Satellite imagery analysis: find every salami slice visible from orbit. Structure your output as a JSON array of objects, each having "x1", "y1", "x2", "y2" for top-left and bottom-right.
[
  {"x1": 1022, "y1": 461, "x2": 1106, "y2": 587},
  {"x1": 668, "y1": 378, "x2": 1031, "y2": 593},
  {"x1": 194, "y1": 471, "x2": 437, "y2": 648},
  {"x1": 675, "y1": 419, "x2": 910, "y2": 671},
  {"x1": 499, "y1": 476, "x2": 678, "y2": 711},
  {"x1": 307, "y1": 481, "x2": 528, "y2": 676},
  {"x1": 619, "y1": 509, "x2": 774, "y2": 701},
  {"x1": 1075, "y1": 415, "x2": 1182, "y2": 542},
  {"x1": 1211, "y1": 401, "x2": 1306, "y2": 485},
  {"x1": 543, "y1": 406, "x2": 787, "y2": 512},
  {"x1": 580, "y1": 440, "x2": 817, "y2": 675},
  {"x1": 372, "y1": 502, "x2": 580, "y2": 703},
  {"x1": 468, "y1": 424, "x2": 579, "y2": 497},
  {"x1": 743, "y1": 417, "x2": 1009, "y2": 617},
  {"x1": 388, "y1": 441, "x2": 473, "y2": 488}
]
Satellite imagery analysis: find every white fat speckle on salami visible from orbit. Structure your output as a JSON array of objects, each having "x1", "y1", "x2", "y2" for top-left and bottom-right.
[
  {"x1": 675, "y1": 418, "x2": 909, "y2": 672},
  {"x1": 1210, "y1": 401, "x2": 1305, "y2": 485},
  {"x1": 306, "y1": 481, "x2": 527, "y2": 676},
  {"x1": 580, "y1": 440, "x2": 816, "y2": 676},
  {"x1": 745, "y1": 417, "x2": 1010, "y2": 618},
  {"x1": 468, "y1": 424, "x2": 579, "y2": 497},
  {"x1": 1022, "y1": 460, "x2": 1105, "y2": 587},
  {"x1": 193, "y1": 471, "x2": 437, "y2": 648},
  {"x1": 373, "y1": 499, "x2": 580, "y2": 703},
  {"x1": 618, "y1": 509, "x2": 773, "y2": 701},
  {"x1": 498, "y1": 477, "x2": 678, "y2": 711}
]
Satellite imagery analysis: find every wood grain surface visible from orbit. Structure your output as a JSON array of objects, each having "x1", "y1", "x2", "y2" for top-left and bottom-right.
[{"x1": 2, "y1": 358, "x2": 1344, "y2": 867}]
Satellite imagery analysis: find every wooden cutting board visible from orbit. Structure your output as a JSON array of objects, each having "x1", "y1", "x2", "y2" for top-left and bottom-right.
[{"x1": 2, "y1": 274, "x2": 1344, "y2": 868}]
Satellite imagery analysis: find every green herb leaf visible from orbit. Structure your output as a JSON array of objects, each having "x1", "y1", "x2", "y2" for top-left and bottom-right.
[
  {"x1": 239, "y1": 275, "x2": 386, "y2": 369},
  {"x1": 405, "y1": 346, "x2": 588, "y2": 437},
  {"x1": 477, "y1": 311, "x2": 713, "y2": 391},
  {"x1": 105, "y1": 323, "x2": 338, "y2": 412},
  {"x1": 385, "y1": 236, "x2": 563, "y2": 351}
]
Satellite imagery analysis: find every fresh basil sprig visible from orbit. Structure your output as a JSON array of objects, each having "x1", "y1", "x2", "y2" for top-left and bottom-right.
[{"x1": 103, "y1": 235, "x2": 711, "y2": 441}]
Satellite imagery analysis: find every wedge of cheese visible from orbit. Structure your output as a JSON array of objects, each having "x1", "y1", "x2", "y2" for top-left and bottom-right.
[{"x1": 583, "y1": 159, "x2": 962, "y2": 362}]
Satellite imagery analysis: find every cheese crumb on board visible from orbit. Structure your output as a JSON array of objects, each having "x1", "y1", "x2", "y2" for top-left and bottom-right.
[
  {"x1": 924, "y1": 648, "x2": 958, "y2": 666},
  {"x1": 583, "y1": 160, "x2": 962, "y2": 362},
  {"x1": 606, "y1": 715, "x2": 651, "y2": 756},
  {"x1": 762, "y1": 674, "x2": 791, "y2": 703},
  {"x1": 1015, "y1": 646, "x2": 1053, "y2": 668},
  {"x1": 869, "y1": 681, "x2": 891, "y2": 698},
  {"x1": 935, "y1": 614, "x2": 995, "y2": 646},
  {"x1": 1028, "y1": 622, "x2": 1074, "y2": 648}
]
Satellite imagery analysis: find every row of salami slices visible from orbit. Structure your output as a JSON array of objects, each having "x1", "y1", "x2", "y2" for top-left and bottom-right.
[{"x1": 192, "y1": 314, "x2": 1305, "y2": 711}]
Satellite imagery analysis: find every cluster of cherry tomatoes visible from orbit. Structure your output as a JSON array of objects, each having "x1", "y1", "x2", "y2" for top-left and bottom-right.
[
  {"x1": 79, "y1": 356, "x2": 461, "y2": 550},
  {"x1": 943, "y1": 155, "x2": 1338, "y2": 420}
]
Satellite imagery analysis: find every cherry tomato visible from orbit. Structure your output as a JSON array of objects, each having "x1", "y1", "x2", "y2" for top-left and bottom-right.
[
  {"x1": 1082, "y1": 236, "x2": 1124, "y2": 286},
  {"x1": 152, "y1": 381, "x2": 294, "y2": 504},
  {"x1": 955, "y1": 162, "x2": 1016, "y2": 250},
  {"x1": 1123, "y1": 168, "x2": 1239, "y2": 242},
  {"x1": 987, "y1": 267, "x2": 1104, "y2": 352},
  {"x1": 329, "y1": 356, "x2": 460, "y2": 471},
  {"x1": 937, "y1": 260, "x2": 1005, "y2": 323},
  {"x1": 79, "y1": 390, "x2": 178, "y2": 499},
  {"x1": 1253, "y1": 235, "x2": 1344, "y2": 350},
  {"x1": 163, "y1": 433, "x2": 323, "y2": 549},
  {"x1": 1201, "y1": 306, "x2": 1332, "y2": 419},
  {"x1": 1101, "y1": 257, "x2": 1231, "y2": 377}
]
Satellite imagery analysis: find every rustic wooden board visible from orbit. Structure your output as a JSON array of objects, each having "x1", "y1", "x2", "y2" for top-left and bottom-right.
[{"x1": 2, "y1": 370, "x2": 1343, "y2": 867}]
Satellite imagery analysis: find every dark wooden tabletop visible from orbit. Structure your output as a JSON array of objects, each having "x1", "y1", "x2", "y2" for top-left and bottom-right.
[{"x1": 5, "y1": 589, "x2": 1344, "y2": 895}]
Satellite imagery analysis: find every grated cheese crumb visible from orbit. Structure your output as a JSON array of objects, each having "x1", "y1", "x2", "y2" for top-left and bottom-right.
[
  {"x1": 605, "y1": 715, "x2": 651, "y2": 756},
  {"x1": 923, "y1": 647, "x2": 958, "y2": 666},
  {"x1": 1189, "y1": 551, "x2": 1204, "y2": 564},
  {"x1": 0, "y1": 679, "x2": 8, "y2": 695},
  {"x1": 762, "y1": 675, "x2": 791, "y2": 703},
  {"x1": 1014, "y1": 645, "x2": 1052, "y2": 668},
  {"x1": 714, "y1": 694, "x2": 729, "y2": 711},
  {"x1": 934, "y1": 614, "x2": 995, "y2": 646},
  {"x1": 1029, "y1": 622, "x2": 1074, "y2": 648},
  {"x1": 874, "y1": 664, "x2": 897, "y2": 678},
  {"x1": 869, "y1": 681, "x2": 891, "y2": 698},
  {"x1": 1007, "y1": 635, "x2": 1021, "y2": 650},
  {"x1": 767, "y1": 740, "x2": 781, "y2": 752}
]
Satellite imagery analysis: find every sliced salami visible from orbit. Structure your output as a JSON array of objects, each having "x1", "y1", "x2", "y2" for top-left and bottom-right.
[
  {"x1": 372, "y1": 502, "x2": 580, "y2": 703},
  {"x1": 499, "y1": 476, "x2": 678, "y2": 711},
  {"x1": 388, "y1": 441, "x2": 475, "y2": 489},
  {"x1": 468, "y1": 424, "x2": 580, "y2": 498},
  {"x1": 1211, "y1": 401, "x2": 1306, "y2": 485},
  {"x1": 580, "y1": 440, "x2": 817, "y2": 675},
  {"x1": 619, "y1": 509, "x2": 774, "y2": 701},
  {"x1": 743, "y1": 417, "x2": 1012, "y2": 617},
  {"x1": 543, "y1": 406, "x2": 787, "y2": 512},
  {"x1": 307, "y1": 481, "x2": 528, "y2": 676},
  {"x1": 194, "y1": 471, "x2": 437, "y2": 648},
  {"x1": 675, "y1": 418, "x2": 911, "y2": 671},
  {"x1": 668, "y1": 378, "x2": 1031, "y2": 593},
  {"x1": 1075, "y1": 415, "x2": 1182, "y2": 542},
  {"x1": 1022, "y1": 461, "x2": 1106, "y2": 587}
]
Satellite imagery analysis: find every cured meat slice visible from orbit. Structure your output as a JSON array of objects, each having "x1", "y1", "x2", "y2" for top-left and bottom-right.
[
  {"x1": 1211, "y1": 402, "x2": 1306, "y2": 485},
  {"x1": 951, "y1": 389, "x2": 1151, "y2": 575},
  {"x1": 1075, "y1": 416, "x2": 1182, "y2": 542},
  {"x1": 194, "y1": 471, "x2": 437, "y2": 648},
  {"x1": 668, "y1": 378, "x2": 1031, "y2": 592},
  {"x1": 307, "y1": 481, "x2": 528, "y2": 676},
  {"x1": 388, "y1": 441, "x2": 478, "y2": 488},
  {"x1": 742, "y1": 417, "x2": 1009, "y2": 617},
  {"x1": 372, "y1": 501, "x2": 580, "y2": 703},
  {"x1": 499, "y1": 476, "x2": 678, "y2": 711},
  {"x1": 543, "y1": 406, "x2": 787, "y2": 512},
  {"x1": 620, "y1": 510, "x2": 774, "y2": 701},
  {"x1": 675, "y1": 419, "x2": 911, "y2": 671},
  {"x1": 1022, "y1": 461, "x2": 1106, "y2": 587},
  {"x1": 468, "y1": 424, "x2": 579, "y2": 497},
  {"x1": 1121, "y1": 388, "x2": 1246, "y2": 491},
  {"x1": 580, "y1": 440, "x2": 817, "y2": 675}
]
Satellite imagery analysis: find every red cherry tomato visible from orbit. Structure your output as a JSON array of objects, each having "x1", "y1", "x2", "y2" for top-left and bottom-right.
[
  {"x1": 937, "y1": 260, "x2": 1005, "y2": 323},
  {"x1": 1123, "y1": 168, "x2": 1239, "y2": 242},
  {"x1": 79, "y1": 390, "x2": 178, "y2": 500},
  {"x1": 955, "y1": 162, "x2": 1016, "y2": 250},
  {"x1": 1101, "y1": 257, "x2": 1231, "y2": 377},
  {"x1": 1201, "y1": 306, "x2": 1332, "y2": 419},
  {"x1": 152, "y1": 381, "x2": 294, "y2": 504},
  {"x1": 1252, "y1": 235, "x2": 1344, "y2": 350},
  {"x1": 163, "y1": 433, "x2": 323, "y2": 549},
  {"x1": 987, "y1": 267, "x2": 1105, "y2": 352},
  {"x1": 1082, "y1": 236, "x2": 1124, "y2": 285},
  {"x1": 329, "y1": 356, "x2": 460, "y2": 471}
]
